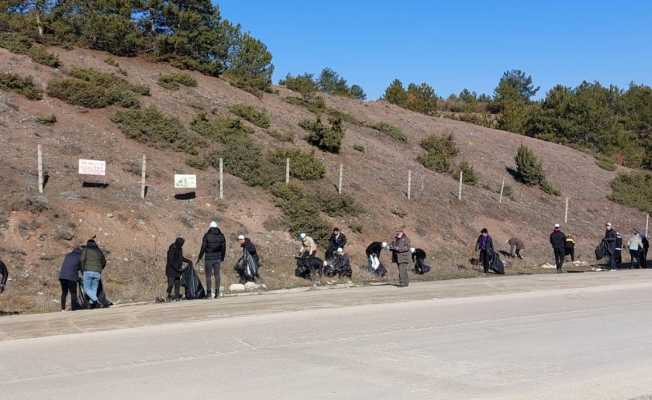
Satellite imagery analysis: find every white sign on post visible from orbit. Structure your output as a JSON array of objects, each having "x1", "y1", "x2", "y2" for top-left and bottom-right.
[
  {"x1": 174, "y1": 174, "x2": 197, "y2": 189},
  {"x1": 78, "y1": 159, "x2": 106, "y2": 176}
]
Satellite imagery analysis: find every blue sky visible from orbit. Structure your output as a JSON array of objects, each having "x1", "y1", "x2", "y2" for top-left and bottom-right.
[{"x1": 217, "y1": 1, "x2": 652, "y2": 100}]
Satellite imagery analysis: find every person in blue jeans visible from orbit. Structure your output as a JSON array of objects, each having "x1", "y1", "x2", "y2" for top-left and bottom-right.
[{"x1": 80, "y1": 239, "x2": 106, "y2": 307}]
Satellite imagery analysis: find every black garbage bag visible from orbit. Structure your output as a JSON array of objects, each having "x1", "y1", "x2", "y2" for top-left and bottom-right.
[
  {"x1": 367, "y1": 255, "x2": 387, "y2": 277},
  {"x1": 181, "y1": 262, "x2": 206, "y2": 300},
  {"x1": 595, "y1": 239, "x2": 608, "y2": 260},
  {"x1": 414, "y1": 259, "x2": 431, "y2": 275},
  {"x1": 77, "y1": 278, "x2": 113, "y2": 309},
  {"x1": 235, "y1": 252, "x2": 259, "y2": 283},
  {"x1": 295, "y1": 256, "x2": 323, "y2": 280},
  {"x1": 489, "y1": 252, "x2": 505, "y2": 274}
]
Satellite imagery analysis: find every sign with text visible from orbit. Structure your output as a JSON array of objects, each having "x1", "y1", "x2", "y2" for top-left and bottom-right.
[
  {"x1": 78, "y1": 159, "x2": 106, "y2": 176},
  {"x1": 174, "y1": 174, "x2": 197, "y2": 189}
]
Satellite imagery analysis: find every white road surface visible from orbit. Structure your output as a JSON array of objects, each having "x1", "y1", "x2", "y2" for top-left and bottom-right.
[{"x1": 1, "y1": 273, "x2": 652, "y2": 399}]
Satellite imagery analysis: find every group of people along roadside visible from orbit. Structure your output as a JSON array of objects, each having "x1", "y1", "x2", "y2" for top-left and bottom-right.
[{"x1": 0, "y1": 220, "x2": 648, "y2": 312}]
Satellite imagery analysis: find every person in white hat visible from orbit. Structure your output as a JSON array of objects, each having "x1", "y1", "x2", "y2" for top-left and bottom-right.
[
  {"x1": 298, "y1": 233, "x2": 317, "y2": 258},
  {"x1": 197, "y1": 221, "x2": 226, "y2": 298},
  {"x1": 549, "y1": 224, "x2": 567, "y2": 273}
]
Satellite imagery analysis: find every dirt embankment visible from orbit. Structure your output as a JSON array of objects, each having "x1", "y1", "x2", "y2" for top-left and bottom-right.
[{"x1": 0, "y1": 47, "x2": 646, "y2": 313}]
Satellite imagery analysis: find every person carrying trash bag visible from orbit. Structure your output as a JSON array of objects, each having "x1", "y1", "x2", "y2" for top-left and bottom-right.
[
  {"x1": 642, "y1": 233, "x2": 650, "y2": 268},
  {"x1": 59, "y1": 247, "x2": 82, "y2": 311},
  {"x1": 627, "y1": 229, "x2": 644, "y2": 269},
  {"x1": 0, "y1": 259, "x2": 8, "y2": 294},
  {"x1": 475, "y1": 229, "x2": 494, "y2": 274},
  {"x1": 604, "y1": 223, "x2": 618, "y2": 270},
  {"x1": 197, "y1": 221, "x2": 226, "y2": 299},
  {"x1": 549, "y1": 224, "x2": 567, "y2": 273},
  {"x1": 389, "y1": 230, "x2": 411, "y2": 287},
  {"x1": 365, "y1": 241, "x2": 387, "y2": 277},
  {"x1": 295, "y1": 233, "x2": 322, "y2": 281},
  {"x1": 323, "y1": 247, "x2": 352, "y2": 278},
  {"x1": 325, "y1": 228, "x2": 347, "y2": 260},
  {"x1": 565, "y1": 234, "x2": 576, "y2": 262},
  {"x1": 235, "y1": 235, "x2": 260, "y2": 283},
  {"x1": 166, "y1": 238, "x2": 191, "y2": 301},
  {"x1": 411, "y1": 248, "x2": 431, "y2": 274}
]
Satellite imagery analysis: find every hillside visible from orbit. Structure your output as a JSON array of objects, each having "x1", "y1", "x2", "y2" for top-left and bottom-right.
[{"x1": 0, "y1": 46, "x2": 647, "y2": 314}]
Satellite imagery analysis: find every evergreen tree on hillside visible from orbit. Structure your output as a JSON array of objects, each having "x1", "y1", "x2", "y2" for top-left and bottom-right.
[{"x1": 383, "y1": 79, "x2": 407, "y2": 107}]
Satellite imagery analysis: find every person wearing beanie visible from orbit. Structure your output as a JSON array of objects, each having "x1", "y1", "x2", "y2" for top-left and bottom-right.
[
  {"x1": 549, "y1": 224, "x2": 567, "y2": 273},
  {"x1": 197, "y1": 221, "x2": 226, "y2": 298},
  {"x1": 298, "y1": 233, "x2": 317, "y2": 258}
]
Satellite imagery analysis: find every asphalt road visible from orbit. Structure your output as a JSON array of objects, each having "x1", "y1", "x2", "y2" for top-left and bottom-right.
[{"x1": 1, "y1": 271, "x2": 652, "y2": 400}]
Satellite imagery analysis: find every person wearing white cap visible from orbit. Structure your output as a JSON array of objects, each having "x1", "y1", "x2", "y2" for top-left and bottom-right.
[
  {"x1": 549, "y1": 224, "x2": 567, "y2": 273},
  {"x1": 197, "y1": 221, "x2": 226, "y2": 298},
  {"x1": 365, "y1": 241, "x2": 387, "y2": 277},
  {"x1": 604, "y1": 222, "x2": 618, "y2": 270},
  {"x1": 298, "y1": 233, "x2": 317, "y2": 258}
]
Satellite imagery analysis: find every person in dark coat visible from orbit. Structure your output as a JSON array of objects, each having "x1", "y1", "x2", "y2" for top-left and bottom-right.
[
  {"x1": 389, "y1": 231, "x2": 411, "y2": 287},
  {"x1": 238, "y1": 235, "x2": 259, "y2": 265},
  {"x1": 0, "y1": 259, "x2": 8, "y2": 294},
  {"x1": 507, "y1": 238, "x2": 524, "y2": 259},
  {"x1": 604, "y1": 223, "x2": 618, "y2": 270},
  {"x1": 475, "y1": 229, "x2": 494, "y2": 273},
  {"x1": 642, "y1": 234, "x2": 649, "y2": 268},
  {"x1": 549, "y1": 224, "x2": 567, "y2": 273},
  {"x1": 59, "y1": 248, "x2": 81, "y2": 310},
  {"x1": 365, "y1": 241, "x2": 387, "y2": 277},
  {"x1": 236, "y1": 235, "x2": 260, "y2": 283},
  {"x1": 411, "y1": 248, "x2": 431, "y2": 274},
  {"x1": 197, "y1": 221, "x2": 226, "y2": 299},
  {"x1": 166, "y1": 238, "x2": 191, "y2": 300},
  {"x1": 326, "y1": 228, "x2": 347, "y2": 260}
]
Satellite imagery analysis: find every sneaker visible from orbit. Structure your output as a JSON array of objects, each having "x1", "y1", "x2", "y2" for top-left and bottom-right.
[{"x1": 211, "y1": 290, "x2": 216, "y2": 299}]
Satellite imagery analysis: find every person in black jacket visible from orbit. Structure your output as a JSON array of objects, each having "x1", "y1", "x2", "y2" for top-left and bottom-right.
[
  {"x1": 236, "y1": 235, "x2": 260, "y2": 283},
  {"x1": 604, "y1": 223, "x2": 618, "y2": 270},
  {"x1": 0, "y1": 259, "x2": 8, "y2": 294},
  {"x1": 166, "y1": 238, "x2": 191, "y2": 301},
  {"x1": 197, "y1": 221, "x2": 226, "y2": 299},
  {"x1": 642, "y1": 234, "x2": 649, "y2": 268},
  {"x1": 59, "y1": 248, "x2": 81, "y2": 310},
  {"x1": 411, "y1": 248, "x2": 431, "y2": 274},
  {"x1": 549, "y1": 224, "x2": 567, "y2": 273},
  {"x1": 365, "y1": 241, "x2": 387, "y2": 277},
  {"x1": 475, "y1": 229, "x2": 494, "y2": 273},
  {"x1": 325, "y1": 228, "x2": 347, "y2": 260}
]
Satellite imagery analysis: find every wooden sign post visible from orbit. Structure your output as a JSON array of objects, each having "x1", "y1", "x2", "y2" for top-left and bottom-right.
[
  {"x1": 37, "y1": 144, "x2": 43, "y2": 194},
  {"x1": 285, "y1": 158, "x2": 290, "y2": 184},
  {"x1": 338, "y1": 164, "x2": 343, "y2": 194},
  {"x1": 407, "y1": 170, "x2": 412, "y2": 200},
  {"x1": 219, "y1": 157, "x2": 224, "y2": 200},
  {"x1": 499, "y1": 176, "x2": 505, "y2": 204},
  {"x1": 140, "y1": 155, "x2": 147, "y2": 199},
  {"x1": 564, "y1": 197, "x2": 569, "y2": 224},
  {"x1": 458, "y1": 170, "x2": 463, "y2": 200}
]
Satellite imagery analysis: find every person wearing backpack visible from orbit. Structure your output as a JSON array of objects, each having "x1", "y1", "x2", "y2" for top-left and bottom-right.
[
  {"x1": 80, "y1": 238, "x2": 106, "y2": 307},
  {"x1": 197, "y1": 221, "x2": 226, "y2": 299}
]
